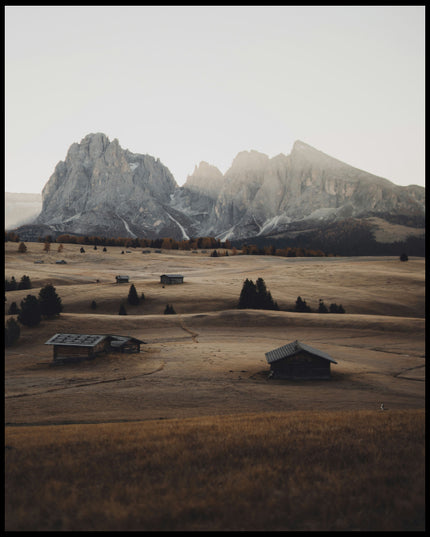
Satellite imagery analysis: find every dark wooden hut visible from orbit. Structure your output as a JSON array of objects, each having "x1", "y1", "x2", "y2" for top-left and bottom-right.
[
  {"x1": 45, "y1": 333, "x2": 111, "y2": 362},
  {"x1": 108, "y1": 335, "x2": 145, "y2": 353},
  {"x1": 265, "y1": 340, "x2": 337, "y2": 380},
  {"x1": 160, "y1": 274, "x2": 184, "y2": 285},
  {"x1": 45, "y1": 333, "x2": 145, "y2": 362},
  {"x1": 116, "y1": 275, "x2": 129, "y2": 283}
]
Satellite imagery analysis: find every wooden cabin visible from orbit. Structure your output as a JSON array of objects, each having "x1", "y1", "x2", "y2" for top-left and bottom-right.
[
  {"x1": 265, "y1": 340, "x2": 337, "y2": 380},
  {"x1": 45, "y1": 333, "x2": 145, "y2": 362},
  {"x1": 116, "y1": 275, "x2": 129, "y2": 283},
  {"x1": 45, "y1": 333, "x2": 111, "y2": 362},
  {"x1": 108, "y1": 335, "x2": 145, "y2": 353},
  {"x1": 160, "y1": 274, "x2": 184, "y2": 285}
]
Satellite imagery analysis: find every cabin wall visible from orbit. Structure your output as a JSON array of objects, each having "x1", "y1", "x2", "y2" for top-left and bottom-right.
[
  {"x1": 53, "y1": 340, "x2": 109, "y2": 361},
  {"x1": 270, "y1": 350, "x2": 331, "y2": 380},
  {"x1": 161, "y1": 276, "x2": 183, "y2": 285}
]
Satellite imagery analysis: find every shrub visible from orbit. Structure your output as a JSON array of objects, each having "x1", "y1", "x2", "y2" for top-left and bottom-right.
[
  {"x1": 5, "y1": 317, "x2": 20, "y2": 346},
  {"x1": 18, "y1": 242, "x2": 27, "y2": 253},
  {"x1": 400, "y1": 253, "x2": 409, "y2": 262},
  {"x1": 164, "y1": 304, "x2": 176, "y2": 314},
  {"x1": 118, "y1": 304, "x2": 127, "y2": 315},
  {"x1": 90, "y1": 300, "x2": 97, "y2": 310}
]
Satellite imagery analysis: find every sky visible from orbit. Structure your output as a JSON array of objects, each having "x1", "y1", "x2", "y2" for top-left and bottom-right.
[{"x1": 5, "y1": 5, "x2": 425, "y2": 194}]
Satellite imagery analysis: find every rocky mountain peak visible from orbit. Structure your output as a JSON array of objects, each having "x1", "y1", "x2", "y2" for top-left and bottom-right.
[
  {"x1": 14, "y1": 134, "x2": 424, "y2": 244},
  {"x1": 183, "y1": 161, "x2": 225, "y2": 198},
  {"x1": 225, "y1": 149, "x2": 270, "y2": 178}
]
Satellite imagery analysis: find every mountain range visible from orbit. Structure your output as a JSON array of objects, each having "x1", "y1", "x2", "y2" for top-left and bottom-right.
[{"x1": 10, "y1": 133, "x2": 425, "y2": 250}]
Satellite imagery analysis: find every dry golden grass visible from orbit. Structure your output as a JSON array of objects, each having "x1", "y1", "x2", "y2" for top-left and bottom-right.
[
  {"x1": 5, "y1": 410, "x2": 425, "y2": 531},
  {"x1": 4, "y1": 241, "x2": 425, "y2": 530}
]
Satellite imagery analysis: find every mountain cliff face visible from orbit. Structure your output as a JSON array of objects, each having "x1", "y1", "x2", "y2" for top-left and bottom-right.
[
  {"x1": 35, "y1": 133, "x2": 187, "y2": 239},
  {"x1": 24, "y1": 133, "x2": 425, "y2": 242}
]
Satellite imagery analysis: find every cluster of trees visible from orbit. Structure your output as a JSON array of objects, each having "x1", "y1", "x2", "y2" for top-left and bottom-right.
[
  {"x1": 236, "y1": 280, "x2": 345, "y2": 314},
  {"x1": 164, "y1": 304, "x2": 176, "y2": 314},
  {"x1": 110, "y1": 284, "x2": 145, "y2": 316},
  {"x1": 295, "y1": 296, "x2": 345, "y2": 314},
  {"x1": 5, "y1": 275, "x2": 32, "y2": 291},
  {"x1": 15, "y1": 284, "x2": 63, "y2": 326},
  {"x1": 210, "y1": 250, "x2": 230, "y2": 257},
  {"x1": 238, "y1": 278, "x2": 279, "y2": 310},
  {"x1": 240, "y1": 244, "x2": 327, "y2": 257},
  {"x1": 5, "y1": 284, "x2": 63, "y2": 345}
]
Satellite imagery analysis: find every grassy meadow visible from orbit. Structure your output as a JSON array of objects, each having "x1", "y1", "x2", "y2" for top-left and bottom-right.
[
  {"x1": 5, "y1": 410, "x2": 425, "y2": 531},
  {"x1": 4, "y1": 241, "x2": 425, "y2": 530}
]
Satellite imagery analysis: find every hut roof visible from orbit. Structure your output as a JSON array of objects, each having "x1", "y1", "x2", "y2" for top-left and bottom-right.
[
  {"x1": 265, "y1": 340, "x2": 337, "y2": 364},
  {"x1": 45, "y1": 333, "x2": 108, "y2": 347},
  {"x1": 109, "y1": 335, "x2": 146, "y2": 347},
  {"x1": 161, "y1": 274, "x2": 183, "y2": 278},
  {"x1": 45, "y1": 333, "x2": 145, "y2": 347}
]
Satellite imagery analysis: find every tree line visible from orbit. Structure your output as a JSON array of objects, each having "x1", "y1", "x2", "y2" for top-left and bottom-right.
[
  {"x1": 237, "y1": 278, "x2": 345, "y2": 314},
  {"x1": 4, "y1": 232, "x2": 232, "y2": 251}
]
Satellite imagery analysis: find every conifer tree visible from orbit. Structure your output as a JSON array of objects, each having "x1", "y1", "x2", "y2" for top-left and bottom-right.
[
  {"x1": 238, "y1": 278, "x2": 258, "y2": 309},
  {"x1": 5, "y1": 317, "x2": 20, "y2": 346},
  {"x1": 318, "y1": 299, "x2": 328, "y2": 313},
  {"x1": 127, "y1": 284, "x2": 140, "y2": 305},
  {"x1": 5, "y1": 276, "x2": 17, "y2": 291},
  {"x1": 295, "y1": 296, "x2": 311, "y2": 313},
  {"x1": 18, "y1": 295, "x2": 42, "y2": 327},
  {"x1": 329, "y1": 303, "x2": 345, "y2": 313},
  {"x1": 118, "y1": 304, "x2": 127, "y2": 315},
  {"x1": 38, "y1": 283, "x2": 63, "y2": 318},
  {"x1": 8, "y1": 301, "x2": 20, "y2": 315},
  {"x1": 18, "y1": 275, "x2": 31, "y2": 290},
  {"x1": 164, "y1": 304, "x2": 176, "y2": 314}
]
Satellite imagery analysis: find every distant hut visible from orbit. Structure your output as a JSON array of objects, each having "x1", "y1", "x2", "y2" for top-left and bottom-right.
[
  {"x1": 108, "y1": 335, "x2": 145, "y2": 353},
  {"x1": 116, "y1": 275, "x2": 129, "y2": 283},
  {"x1": 160, "y1": 274, "x2": 184, "y2": 285},
  {"x1": 265, "y1": 340, "x2": 337, "y2": 380}
]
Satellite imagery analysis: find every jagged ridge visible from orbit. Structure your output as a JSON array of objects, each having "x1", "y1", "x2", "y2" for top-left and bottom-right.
[{"x1": 18, "y1": 133, "x2": 425, "y2": 242}]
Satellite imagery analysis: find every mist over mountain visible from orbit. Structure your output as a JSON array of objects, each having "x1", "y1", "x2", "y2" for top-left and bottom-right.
[
  {"x1": 10, "y1": 133, "x2": 425, "y2": 250},
  {"x1": 5, "y1": 192, "x2": 42, "y2": 229}
]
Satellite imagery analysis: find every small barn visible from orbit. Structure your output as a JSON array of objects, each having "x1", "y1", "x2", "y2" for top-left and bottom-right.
[
  {"x1": 265, "y1": 340, "x2": 337, "y2": 380},
  {"x1": 116, "y1": 275, "x2": 129, "y2": 283},
  {"x1": 45, "y1": 333, "x2": 145, "y2": 362},
  {"x1": 109, "y1": 335, "x2": 145, "y2": 353},
  {"x1": 45, "y1": 333, "x2": 111, "y2": 362},
  {"x1": 160, "y1": 274, "x2": 184, "y2": 285}
]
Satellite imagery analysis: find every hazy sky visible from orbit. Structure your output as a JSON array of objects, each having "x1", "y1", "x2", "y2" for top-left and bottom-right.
[{"x1": 5, "y1": 5, "x2": 425, "y2": 193}]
